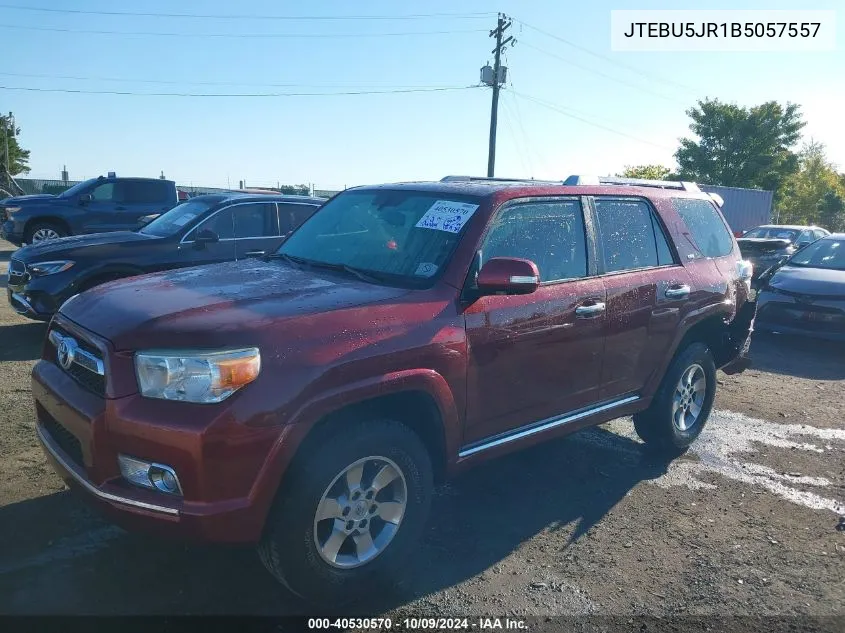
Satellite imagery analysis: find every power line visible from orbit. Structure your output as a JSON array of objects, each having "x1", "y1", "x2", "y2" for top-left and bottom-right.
[
  {"x1": 0, "y1": 84, "x2": 482, "y2": 98},
  {"x1": 0, "y1": 23, "x2": 486, "y2": 38},
  {"x1": 499, "y1": 96, "x2": 531, "y2": 177},
  {"x1": 510, "y1": 90, "x2": 674, "y2": 151},
  {"x1": 0, "y1": 3, "x2": 493, "y2": 21},
  {"x1": 515, "y1": 19, "x2": 698, "y2": 95},
  {"x1": 0, "y1": 71, "x2": 459, "y2": 90},
  {"x1": 519, "y1": 41, "x2": 686, "y2": 105}
]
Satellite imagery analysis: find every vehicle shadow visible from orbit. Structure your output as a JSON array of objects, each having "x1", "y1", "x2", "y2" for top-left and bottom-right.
[
  {"x1": 0, "y1": 426, "x2": 665, "y2": 615},
  {"x1": 749, "y1": 331, "x2": 845, "y2": 380},
  {"x1": 0, "y1": 322, "x2": 47, "y2": 361},
  {"x1": 0, "y1": 238, "x2": 14, "y2": 261}
]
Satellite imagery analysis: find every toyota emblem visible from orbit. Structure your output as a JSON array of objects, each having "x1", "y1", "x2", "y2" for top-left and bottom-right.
[{"x1": 57, "y1": 337, "x2": 78, "y2": 370}]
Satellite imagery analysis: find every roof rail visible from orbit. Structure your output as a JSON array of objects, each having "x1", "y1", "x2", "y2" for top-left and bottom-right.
[
  {"x1": 440, "y1": 175, "x2": 557, "y2": 184},
  {"x1": 563, "y1": 175, "x2": 701, "y2": 193}
]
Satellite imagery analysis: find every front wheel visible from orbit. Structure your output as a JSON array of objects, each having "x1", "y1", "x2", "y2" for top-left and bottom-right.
[
  {"x1": 633, "y1": 342, "x2": 716, "y2": 456},
  {"x1": 257, "y1": 419, "x2": 433, "y2": 605},
  {"x1": 25, "y1": 222, "x2": 68, "y2": 243}
]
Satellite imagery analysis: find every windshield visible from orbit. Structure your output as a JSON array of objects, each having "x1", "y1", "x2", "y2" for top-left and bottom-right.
[
  {"x1": 744, "y1": 227, "x2": 799, "y2": 241},
  {"x1": 278, "y1": 189, "x2": 483, "y2": 286},
  {"x1": 788, "y1": 238, "x2": 845, "y2": 271},
  {"x1": 139, "y1": 199, "x2": 213, "y2": 237},
  {"x1": 58, "y1": 178, "x2": 99, "y2": 198}
]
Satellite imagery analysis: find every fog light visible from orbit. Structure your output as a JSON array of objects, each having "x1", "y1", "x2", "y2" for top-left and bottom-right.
[{"x1": 118, "y1": 454, "x2": 182, "y2": 496}]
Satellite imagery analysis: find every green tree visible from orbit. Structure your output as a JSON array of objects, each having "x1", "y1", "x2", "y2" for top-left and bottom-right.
[
  {"x1": 0, "y1": 113, "x2": 30, "y2": 176},
  {"x1": 617, "y1": 164, "x2": 673, "y2": 180},
  {"x1": 675, "y1": 99, "x2": 804, "y2": 192},
  {"x1": 816, "y1": 191, "x2": 845, "y2": 232},
  {"x1": 776, "y1": 142, "x2": 845, "y2": 227}
]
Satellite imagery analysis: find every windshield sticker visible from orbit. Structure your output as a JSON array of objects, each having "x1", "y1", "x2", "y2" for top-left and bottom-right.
[
  {"x1": 414, "y1": 262, "x2": 438, "y2": 277},
  {"x1": 171, "y1": 214, "x2": 197, "y2": 227},
  {"x1": 415, "y1": 200, "x2": 479, "y2": 233}
]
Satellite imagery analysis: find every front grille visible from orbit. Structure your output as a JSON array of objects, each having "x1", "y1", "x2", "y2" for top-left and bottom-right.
[
  {"x1": 49, "y1": 325, "x2": 107, "y2": 397},
  {"x1": 40, "y1": 413, "x2": 84, "y2": 468},
  {"x1": 8, "y1": 257, "x2": 27, "y2": 284}
]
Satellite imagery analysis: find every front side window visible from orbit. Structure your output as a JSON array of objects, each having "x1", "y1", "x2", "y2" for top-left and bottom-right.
[
  {"x1": 278, "y1": 190, "x2": 483, "y2": 285},
  {"x1": 140, "y1": 200, "x2": 213, "y2": 237},
  {"x1": 674, "y1": 198, "x2": 734, "y2": 258},
  {"x1": 479, "y1": 199, "x2": 588, "y2": 282},
  {"x1": 90, "y1": 182, "x2": 117, "y2": 202},
  {"x1": 594, "y1": 198, "x2": 673, "y2": 273},
  {"x1": 192, "y1": 207, "x2": 235, "y2": 240}
]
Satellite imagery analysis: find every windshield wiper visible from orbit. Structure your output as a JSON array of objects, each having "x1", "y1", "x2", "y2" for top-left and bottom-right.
[{"x1": 263, "y1": 254, "x2": 387, "y2": 284}]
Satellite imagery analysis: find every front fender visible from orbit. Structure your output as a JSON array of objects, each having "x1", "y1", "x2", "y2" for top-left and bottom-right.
[{"x1": 245, "y1": 368, "x2": 461, "y2": 537}]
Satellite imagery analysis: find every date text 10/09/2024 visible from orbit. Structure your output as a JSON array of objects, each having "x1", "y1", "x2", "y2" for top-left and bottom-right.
[{"x1": 307, "y1": 618, "x2": 528, "y2": 630}]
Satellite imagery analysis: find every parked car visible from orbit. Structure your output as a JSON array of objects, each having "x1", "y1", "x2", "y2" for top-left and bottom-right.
[
  {"x1": 33, "y1": 175, "x2": 754, "y2": 604},
  {"x1": 737, "y1": 224, "x2": 830, "y2": 283},
  {"x1": 0, "y1": 175, "x2": 179, "y2": 245},
  {"x1": 755, "y1": 233, "x2": 845, "y2": 340},
  {"x1": 7, "y1": 192, "x2": 325, "y2": 320}
]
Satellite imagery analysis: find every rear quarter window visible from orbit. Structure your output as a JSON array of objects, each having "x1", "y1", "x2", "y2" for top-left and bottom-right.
[{"x1": 673, "y1": 198, "x2": 735, "y2": 258}]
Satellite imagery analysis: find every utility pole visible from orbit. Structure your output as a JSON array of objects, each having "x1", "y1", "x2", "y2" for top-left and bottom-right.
[{"x1": 484, "y1": 14, "x2": 513, "y2": 177}]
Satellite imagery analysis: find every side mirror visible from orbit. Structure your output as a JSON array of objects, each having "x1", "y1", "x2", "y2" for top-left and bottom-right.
[
  {"x1": 192, "y1": 228, "x2": 219, "y2": 250},
  {"x1": 795, "y1": 241, "x2": 810, "y2": 249},
  {"x1": 137, "y1": 214, "x2": 159, "y2": 227},
  {"x1": 78, "y1": 194, "x2": 92, "y2": 205},
  {"x1": 476, "y1": 257, "x2": 540, "y2": 296}
]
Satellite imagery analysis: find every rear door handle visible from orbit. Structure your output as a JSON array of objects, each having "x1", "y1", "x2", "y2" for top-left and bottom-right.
[
  {"x1": 575, "y1": 301, "x2": 606, "y2": 318},
  {"x1": 665, "y1": 284, "x2": 691, "y2": 299},
  {"x1": 244, "y1": 250, "x2": 265, "y2": 257}
]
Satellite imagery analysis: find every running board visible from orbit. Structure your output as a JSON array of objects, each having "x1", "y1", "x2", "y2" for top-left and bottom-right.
[{"x1": 458, "y1": 395, "x2": 640, "y2": 458}]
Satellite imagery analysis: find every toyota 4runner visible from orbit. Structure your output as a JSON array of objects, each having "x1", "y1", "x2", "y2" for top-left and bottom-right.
[{"x1": 33, "y1": 175, "x2": 755, "y2": 603}]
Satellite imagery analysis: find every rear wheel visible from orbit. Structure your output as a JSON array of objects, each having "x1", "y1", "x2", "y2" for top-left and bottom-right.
[
  {"x1": 257, "y1": 419, "x2": 432, "y2": 604},
  {"x1": 633, "y1": 342, "x2": 716, "y2": 456},
  {"x1": 25, "y1": 222, "x2": 67, "y2": 244}
]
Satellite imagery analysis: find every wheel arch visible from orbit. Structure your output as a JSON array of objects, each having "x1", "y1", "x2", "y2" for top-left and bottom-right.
[{"x1": 24, "y1": 216, "x2": 73, "y2": 239}]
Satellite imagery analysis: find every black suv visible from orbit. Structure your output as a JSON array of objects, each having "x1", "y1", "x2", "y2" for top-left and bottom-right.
[
  {"x1": 737, "y1": 224, "x2": 830, "y2": 283},
  {"x1": 7, "y1": 192, "x2": 325, "y2": 320},
  {"x1": 1, "y1": 175, "x2": 179, "y2": 245}
]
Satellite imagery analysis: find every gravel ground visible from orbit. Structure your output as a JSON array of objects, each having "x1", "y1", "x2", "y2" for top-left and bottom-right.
[{"x1": 0, "y1": 237, "x2": 843, "y2": 620}]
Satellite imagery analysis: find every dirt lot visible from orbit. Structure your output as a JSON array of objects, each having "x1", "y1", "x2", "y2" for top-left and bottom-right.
[{"x1": 0, "y1": 236, "x2": 843, "y2": 620}]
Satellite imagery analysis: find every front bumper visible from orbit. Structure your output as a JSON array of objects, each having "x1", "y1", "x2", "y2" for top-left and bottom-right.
[
  {"x1": 31, "y1": 320, "x2": 293, "y2": 543},
  {"x1": 1, "y1": 219, "x2": 24, "y2": 245},
  {"x1": 6, "y1": 268, "x2": 80, "y2": 321},
  {"x1": 756, "y1": 290, "x2": 845, "y2": 342}
]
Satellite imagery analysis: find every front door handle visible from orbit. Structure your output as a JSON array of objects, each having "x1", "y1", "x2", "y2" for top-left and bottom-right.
[
  {"x1": 244, "y1": 250, "x2": 265, "y2": 257},
  {"x1": 665, "y1": 284, "x2": 691, "y2": 299},
  {"x1": 575, "y1": 301, "x2": 606, "y2": 318}
]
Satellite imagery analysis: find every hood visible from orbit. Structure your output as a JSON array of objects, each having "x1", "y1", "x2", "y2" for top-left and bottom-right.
[
  {"x1": 60, "y1": 258, "x2": 412, "y2": 349},
  {"x1": 767, "y1": 264, "x2": 845, "y2": 298},
  {"x1": 737, "y1": 237, "x2": 792, "y2": 255},
  {"x1": 2, "y1": 193, "x2": 56, "y2": 204},
  {"x1": 14, "y1": 231, "x2": 156, "y2": 261}
]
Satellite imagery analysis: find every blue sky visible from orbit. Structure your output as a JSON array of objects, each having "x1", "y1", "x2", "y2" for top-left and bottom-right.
[{"x1": 2, "y1": 0, "x2": 843, "y2": 190}]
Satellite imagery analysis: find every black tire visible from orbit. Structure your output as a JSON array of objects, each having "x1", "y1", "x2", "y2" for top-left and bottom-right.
[
  {"x1": 25, "y1": 221, "x2": 68, "y2": 244},
  {"x1": 633, "y1": 342, "x2": 716, "y2": 456},
  {"x1": 257, "y1": 419, "x2": 433, "y2": 605}
]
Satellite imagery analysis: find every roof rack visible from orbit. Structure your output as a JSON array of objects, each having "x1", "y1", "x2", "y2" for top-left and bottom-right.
[
  {"x1": 440, "y1": 175, "x2": 558, "y2": 185},
  {"x1": 563, "y1": 175, "x2": 701, "y2": 193}
]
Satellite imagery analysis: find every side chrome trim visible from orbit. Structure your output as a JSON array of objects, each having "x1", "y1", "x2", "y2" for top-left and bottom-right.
[
  {"x1": 458, "y1": 395, "x2": 640, "y2": 458},
  {"x1": 36, "y1": 424, "x2": 180, "y2": 516}
]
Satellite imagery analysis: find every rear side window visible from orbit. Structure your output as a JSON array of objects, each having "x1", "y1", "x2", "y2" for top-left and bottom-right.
[
  {"x1": 593, "y1": 198, "x2": 674, "y2": 273},
  {"x1": 673, "y1": 198, "x2": 734, "y2": 258},
  {"x1": 125, "y1": 180, "x2": 172, "y2": 204},
  {"x1": 481, "y1": 199, "x2": 588, "y2": 282},
  {"x1": 279, "y1": 203, "x2": 319, "y2": 234}
]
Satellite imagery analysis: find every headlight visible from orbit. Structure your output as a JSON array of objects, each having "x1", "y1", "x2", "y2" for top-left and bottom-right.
[
  {"x1": 134, "y1": 347, "x2": 261, "y2": 403},
  {"x1": 27, "y1": 260, "x2": 74, "y2": 276},
  {"x1": 4, "y1": 206, "x2": 22, "y2": 214}
]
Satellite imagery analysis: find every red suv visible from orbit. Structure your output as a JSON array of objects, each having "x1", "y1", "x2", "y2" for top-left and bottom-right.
[{"x1": 33, "y1": 175, "x2": 755, "y2": 603}]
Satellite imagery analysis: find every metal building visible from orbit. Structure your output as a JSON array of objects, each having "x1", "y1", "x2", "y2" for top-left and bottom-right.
[{"x1": 699, "y1": 184, "x2": 773, "y2": 235}]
